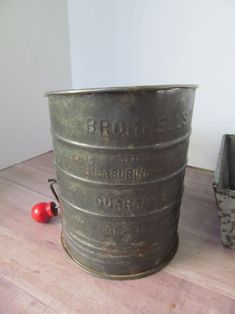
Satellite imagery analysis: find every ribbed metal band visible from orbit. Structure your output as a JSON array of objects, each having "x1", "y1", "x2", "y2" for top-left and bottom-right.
[
  {"x1": 55, "y1": 161, "x2": 187, "y2": 187},
  {"x1": 51, "y1": 129, "x2": 191, "y2": 151},
  {"x1": 60, "y1": 192, "x2": 183, "y2": 218},
  {"x1": 61, "y1": 232, "x2": 179, "y2": 280}
]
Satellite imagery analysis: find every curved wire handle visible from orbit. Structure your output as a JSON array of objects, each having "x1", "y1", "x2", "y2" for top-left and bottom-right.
[{"x1": 48, "y1": 178, "x2": 60, "y2": 203}]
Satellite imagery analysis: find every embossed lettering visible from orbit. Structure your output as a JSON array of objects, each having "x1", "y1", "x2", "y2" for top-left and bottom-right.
[
  {"x1": 71, "y1": 214, "x2": 84, "y2": 224},
  {"x1": 96, "y1": 195, "x2": 157, "y2": 211},
  {"x1": 104, "y1": 224, "x2": 144, "y2": 236},
  {"x1": 95, "y1": 182, "x2": 182, "y2": 211},
  {"x1": 64, "y1": 181, "x2": 79, "y2": 191},
  {"x1": 114, "y1": 120, "x2": 125, "y2": 135},
  {"x1": 86, "y1": 111, "x2": 191, "y2": 137},
  {"x1": 88, "y1": 167, "x2": 150, "y2": 180},
  {"x1": 56, "y1": 146, "x2": 95, "y2": 165},
  {"x1": 87, "y1": 119, "x2": 96, "y2": 134},
  {"x1": 100, "y1": 120, "x2": 110, "y2": 135}
]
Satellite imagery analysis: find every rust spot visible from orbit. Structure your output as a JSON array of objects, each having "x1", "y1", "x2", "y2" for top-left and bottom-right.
[{"x1": 170, "y1": 303, "x2": 176, "y2": 309}]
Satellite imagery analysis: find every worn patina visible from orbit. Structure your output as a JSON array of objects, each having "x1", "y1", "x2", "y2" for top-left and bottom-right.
[
  {"x1": 46, "y1": 85, "x2": 197, "y2": 279},
  {"x1": 213, "y1": 134, "x2": 235, "y2": 249}
]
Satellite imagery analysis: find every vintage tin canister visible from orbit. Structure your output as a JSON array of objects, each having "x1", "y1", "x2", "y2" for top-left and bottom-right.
[{"x1": 46, "y1": 85, "x2": 197, "y2": 279}]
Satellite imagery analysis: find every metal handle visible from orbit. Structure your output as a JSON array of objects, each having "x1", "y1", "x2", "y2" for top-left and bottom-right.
[{"x1": 48, "y1": 178, "x2": 60, "y2": 202}]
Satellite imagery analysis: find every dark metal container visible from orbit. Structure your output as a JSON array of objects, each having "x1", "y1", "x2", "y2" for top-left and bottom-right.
[
  {"x1": 46, "y1": 85, "x2": 197, "y2": 279},
  {"x1": 213, "y1": 134, "x2": 235, "y2": 249}
]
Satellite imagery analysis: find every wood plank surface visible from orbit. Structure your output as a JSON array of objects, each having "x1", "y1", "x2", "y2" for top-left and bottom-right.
[{"x1": 0, "y1": 153, "x2": 234, "y2": 313}]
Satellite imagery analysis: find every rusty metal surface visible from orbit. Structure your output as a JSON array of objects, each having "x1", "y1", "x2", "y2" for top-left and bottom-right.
[
  {"x1": 213, "y1": 134, "x2": 235, "y2": 249},
  {"x1": 47, "y1": 85, "x2": 197, "y2": 279}
]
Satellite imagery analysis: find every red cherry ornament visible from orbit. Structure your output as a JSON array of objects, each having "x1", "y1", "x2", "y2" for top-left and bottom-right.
[{"x1": 31, "y1": 201, "x2": 58, "y2": 223}]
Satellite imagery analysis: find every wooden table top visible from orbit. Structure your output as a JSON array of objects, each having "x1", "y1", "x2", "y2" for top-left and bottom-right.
[{"x1": 0, "y1": 153, "x2": 234, "y2": 313}]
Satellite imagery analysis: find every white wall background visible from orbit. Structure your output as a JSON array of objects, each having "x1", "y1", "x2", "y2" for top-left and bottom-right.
[
  {"x1": 0, "y1": 0, "x2": 71, "y2": 170},
  {"x1": 68, "y1": 0, "x2": 235, "y2": 170},
  {"x1": 1, "y1": 1, "x2": 234, "y2": 171}
]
